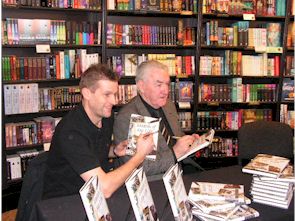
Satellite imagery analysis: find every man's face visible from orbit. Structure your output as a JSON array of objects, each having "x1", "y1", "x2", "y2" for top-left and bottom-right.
[
  {"x1": 139, "y1": 67, "x2": 170, "y2": 109},
  {"x1": 86, "y1": 79, "x2": 118, "y2": 120}
]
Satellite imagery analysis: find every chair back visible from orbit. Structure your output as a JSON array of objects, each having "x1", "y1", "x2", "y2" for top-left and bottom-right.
[
  {"x1": 238, "y1": 121, "x2": 294, "y2": 165},
  {"x1": 15, "y1": 151, "x2": 48, "y2": 221}
]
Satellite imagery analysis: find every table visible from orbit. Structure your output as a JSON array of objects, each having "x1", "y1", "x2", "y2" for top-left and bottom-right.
[{"x1": 31, "y1": 165, "x2": 294, "y2": 221}]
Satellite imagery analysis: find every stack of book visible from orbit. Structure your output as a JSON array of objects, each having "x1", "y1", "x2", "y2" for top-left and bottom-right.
[
  {"x1": 242, "y1": 154, "x2": 294, "y2": 209},
  {"x1": 188, "y1": 182, "x2": 259, "y2": 221}
]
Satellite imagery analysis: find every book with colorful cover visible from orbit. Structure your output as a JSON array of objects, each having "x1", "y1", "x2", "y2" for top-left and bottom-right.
[
  {"x1": 177, "y1": 129, "x2": 215, "y2": 162},
  {"x1": 34, "y1": 19, "x2": 51, "y2": 43},
  {"x1": 242, "y1": 154, "x2": 290, "y2": 178},
  {"x1": 281, "y1": 78, "x2": 294, "y2": 101},
  {"x1": 126, "y1": 114, "x2": 160, "y2": 161},
  {"x1": 189, "y1": 182, "x2": 245, "y2": 203},
  {"x1": 178, "y1": 81, "x2": 193, "y2": 102},
  {"x1": 162, "y1": 163, "x2": 193, "y2": 221},
  {"x1": 125, "y1": 167, "x2": 159, "y2": 221},
  {"x1": 79, "y1": 175, "x2": 112, "y2": 221},
  {"x1": 18, "y1": 19, "x2": 35, "y2": 44}
]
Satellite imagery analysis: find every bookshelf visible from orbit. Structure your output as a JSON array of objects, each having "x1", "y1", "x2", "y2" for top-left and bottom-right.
[{"x1": 1, "y1": 0, "x2": 294, "y2": 193}]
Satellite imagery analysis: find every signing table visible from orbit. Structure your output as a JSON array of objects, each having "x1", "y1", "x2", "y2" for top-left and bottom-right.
[{"x1": 31, "y1": 165, "x2": 294, "y2": 221}]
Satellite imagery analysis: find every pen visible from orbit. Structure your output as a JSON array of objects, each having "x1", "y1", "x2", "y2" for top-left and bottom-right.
[
  {"x1": 143, "y1": 130, "x2": 159, "y2": 139},
  {"x1": 172, "y1": 136, "x2": 181, "y2": 140}
]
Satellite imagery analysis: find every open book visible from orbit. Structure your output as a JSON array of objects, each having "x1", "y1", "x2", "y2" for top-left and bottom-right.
[
  {"x1": 126, "y1": 114, "x2": 160, "y2": 160},
  {"x1": 162, "y1": 163, "x2": 193, "y2": 221},
  {"x1": 79, "y1": 175, "x2": 112, "y2": 221},
  {"x1": 177, "y1": 129, "x2": 215, "y2": 162},
  {"x1": 242, "y1": 154, "x2": 290, "y2": 178},
  {"x1": 125, "y1": 167, "x2": 159, "y2": 221}
]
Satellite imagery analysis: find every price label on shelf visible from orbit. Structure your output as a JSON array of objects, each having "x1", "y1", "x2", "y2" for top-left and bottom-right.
[
  {"x1": 266, "y1": 47, "x2": 283, "y2": 53},
  {"x1": 43, "y1": 143, "x2": 51, "y2": 151},
  {"x1": 243, "y1": 14, "x2": 255, "y2": 20},
  {"x1": 178, "y1": 102, "x2": 191, "y2": 109},
  {"x1": 36, "y1": 44, "x2": 51, "y2": 53}
]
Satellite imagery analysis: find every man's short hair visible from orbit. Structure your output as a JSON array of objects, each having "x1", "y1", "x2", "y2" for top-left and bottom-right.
[
  {"x1": 135, "y1": 60, "x2": 168, "y2": 83},
  {"x1": 79, "y1": 64, "x2": 119, "y2": 91}
]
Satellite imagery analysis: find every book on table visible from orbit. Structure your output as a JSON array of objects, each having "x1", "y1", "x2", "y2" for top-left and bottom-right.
[
  {"x1": 79, "y1": 175, "x2": 112, "y2": 221},
  {"x1": 253, "y1": 165, "x2": 295, "y2": 183},
  {"x1": 177, "y1": 129, "x2": 215, "y2": 162},
  {"x1": 125, "y1": 167, "x2": 159, "y2": 221},
  {"x1": 126, "y1": 114, "x2": 160, "y2": 161},
  {"x1": 192, "y1": 204, "x2": 259, "y2": 221},
  {"x1": 188, "y1": 181, "x2": 245, "y2": 203},
  {"x1": 162, "y1": 163, "x2": 193, "y2": 221},
  {"x1": 242, "y1": 154, "x2": 290, "y2": 178}
]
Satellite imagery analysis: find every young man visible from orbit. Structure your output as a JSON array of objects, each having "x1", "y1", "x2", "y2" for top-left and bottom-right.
[
  {"x1": 43, "y1": 64, "x2": 154, "y2": 199},
  {"x1": 113, "y1": 60, "x2": 199, "y2": 179}
]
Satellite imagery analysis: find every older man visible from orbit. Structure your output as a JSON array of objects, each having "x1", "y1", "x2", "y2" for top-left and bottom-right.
[{"x1": 113, "y1": 60, "x2": 199, "y2": 179}]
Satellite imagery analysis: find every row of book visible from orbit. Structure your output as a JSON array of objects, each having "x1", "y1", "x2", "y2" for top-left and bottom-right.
[
  {"x1": 202, "y1": 0, "x2": 286, "y2": 16},
  {"x1": 2, "y1": 50, "x2": 100, "y2": 81},
  {"x1": 108, "y1": 54, "x2": 195, "y2": 77},
  {"x1": 280, "y1": 104, "x2": 295, "y2": 129},
  {"x1": 3, "y1": 0, "x2": 101, "y2": 9},
  {"x1": 196, "y1": 137, "x2": 239, "y2": 158},
  {"x1": 200, "y1": 53, "x2": 280, "y2": 76},
  {"x1": 2, "y1": 18, "x2": 101, "y2": 45},
  {"x1": 39, "y1": 87, "x2": 81, "y2": 111},
  {"x1": 106, "y1": 22, "x2": 195, "y2": 46},
  {"x1": 178, "y1": 112, "x2": 192, "y2": 131},
  {"x1": 6, "y1": 150, "x2": 43, "y2": 180},
  {"x1": 196, "y1": 109, "x2": 273, "y2": 130},
  {"x1": 199, "y1": 83, "x2": 277, "y2": 103},
  {"x1": 203, "y1": 21, "x2": 282, "y2": 48},
  {"x1": 242, "y1": 154, "x2": 294, "y2": 209},
  {"x1": 107, "y1": 0, "x2": 198, "y2": 13},
  {"x1": 5, "y1": 116, "x2": 61, "y2": 148}
]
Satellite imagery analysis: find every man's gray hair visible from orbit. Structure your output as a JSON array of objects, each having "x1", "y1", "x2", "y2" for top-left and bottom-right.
[{"x1": 135, "y1": 60, "x2": 169, "y2": 83}]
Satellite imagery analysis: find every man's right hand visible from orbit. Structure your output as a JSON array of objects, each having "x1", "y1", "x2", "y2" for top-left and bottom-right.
[{"x1": 134, "y1": 133, "x2": 155, "y2": 161}]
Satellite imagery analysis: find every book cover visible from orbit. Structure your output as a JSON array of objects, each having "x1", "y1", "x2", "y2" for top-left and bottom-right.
[
  {"x1": 34, "y1": 19, "x2": 51, "y2": 43},
  {"x1": 126, "y1": 114, "x2": 160, "y2": 161},
  {"x1": 162, "y1": 163, "x2": 193, "y2": 221},
  {"x1": 125, "y1": 167, "x2": 159, "y2": 221},
  {"x1": 242, "y1": 154, "x2": 290, "y2": 178},
  {"x1": 193, "y1": 204, "x2": 259, "y2": 221},
  {"x1": 18, "y1": 19, "x2": 35, "y2": 44},
  {"x1": 79, "y1": 175, "x2": 112, "y2": 221},
  {"x1": 177, "y1": 129, "x2": 215, "y2": 162},
  {"x1": 178, "y1": 81, "x2": 193, "y2": 102},
  {"x1": 281, "y1": 78, "x2": 294, "y2": 101},
  {"x1": 188, "y1": 181, "x2": 245, "y2": 203},
  {"x1": 254, "y1": 165, "x2": 295, "y2": 183},
  {"x1": 267, "y1": 23, "x2": 281, "y2": 47}
]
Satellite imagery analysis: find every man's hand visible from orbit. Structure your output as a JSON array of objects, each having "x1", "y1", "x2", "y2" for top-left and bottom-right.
[
  {"x1": 134, "y1": 133, "x2": 155, "y2": 161},
  {"x1": 172, "y1": 134, "x2": 199, "y2": 159},
  {"x1": 113, "y1": 140, "x2": 128, "y2": 157}
]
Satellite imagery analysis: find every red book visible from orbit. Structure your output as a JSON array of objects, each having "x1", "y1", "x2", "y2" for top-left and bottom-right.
[
  {"x1": 10, "y1": 55, "x2": 17, "y2": 81},
  {"x1": 55, "y1": 53, "x2": 60, "y2": 80},
  {"x1": 274, "y1": 56, "x2": 280, "y2": 76}
]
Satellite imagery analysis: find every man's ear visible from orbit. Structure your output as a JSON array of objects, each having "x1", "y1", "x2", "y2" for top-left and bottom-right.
[
  {"x1": 81, "y1": 87, "x2": 91, "y2": 100},
  {"x1": 137, "y1": 80, "x2": 144, "y2": 94}
]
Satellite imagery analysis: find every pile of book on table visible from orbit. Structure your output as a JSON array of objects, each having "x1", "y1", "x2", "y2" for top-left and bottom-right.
[
  {"x1": 188, "y1": 181, "x2": 259, "y2": 221},
  {"x1": 242, "y1": 154, "x2": 295, "y2": 209}
]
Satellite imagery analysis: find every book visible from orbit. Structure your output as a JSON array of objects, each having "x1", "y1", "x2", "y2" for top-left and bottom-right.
[
  {"x1": 188, "y1": 182, "x2": 245, "y2": 203},
  {"x1": 281, "y1": 78, "x2": 294, "y2": 101},
  {"x1": 79, "y1": 175, "x2": 112, "y2": 221},
  {"x1": 242, "y1": 154, "x2": 290, "y2": 178},
  {"x1": 126, "y1": 114, "x2": 160, "y2": 161},
  {"x1": 189, "y1": 196, "x2": 251, "y2": 213},
  {"x1": 162, "y1": 163, "x2": 193, "y2": 221},
  {"x1": 253, "y1": 165, "x2": 295, "y2": 183},
  {"x1": 252, "y1": 191, "x2": 293, "y2": 209},
  {"x1": 177, "y1": 129, "x2": 215, "y2": 162},
  {"x1": 192, "y1": 204, "x2": 259, "y2": 221},
  {"x1": 125, "y1": 167, "x2": 159, "y2": 221}
]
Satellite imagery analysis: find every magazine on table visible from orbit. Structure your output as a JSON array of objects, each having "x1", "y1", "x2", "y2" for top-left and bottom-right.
[
  {"x1": 79, "y1": 175, "x2": 112, "y2": 221},
  {"x1": 125, "y1": 167, "x2": 159, "y2": 221},
  {"x1": 162, "y1": 163, "x2": 193, "y2": 221},
  {"x1": 177, "y1": 129, "x2": 215, "y2": 162},
  {"x1": 126, "y1": 114, "x2": 160, "y2": 160}
]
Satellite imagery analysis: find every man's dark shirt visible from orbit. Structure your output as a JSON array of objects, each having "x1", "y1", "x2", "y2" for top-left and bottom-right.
[{"x1": 43, "y1": 103, "x2": 113, "y2": 199}]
